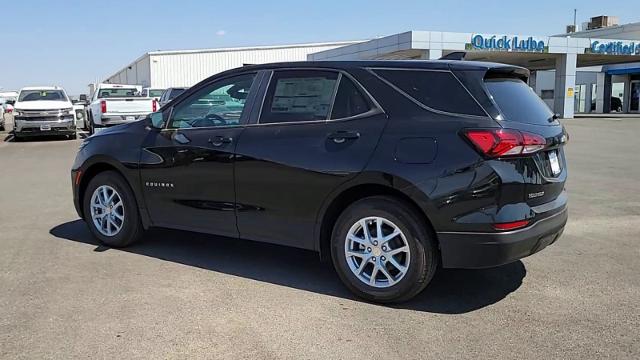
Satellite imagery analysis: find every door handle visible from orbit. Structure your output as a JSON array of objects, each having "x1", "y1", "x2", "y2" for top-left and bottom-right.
[
  {"x1": 208, "y1": 136, "x2": 233, "y2": 147},
  {"x1": 327, "y1": 131, "x2": 360, "y2": 144}
]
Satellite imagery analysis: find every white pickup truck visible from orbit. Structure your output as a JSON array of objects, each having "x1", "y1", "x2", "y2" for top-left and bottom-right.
[{"x1": 87, "y1": 83, "x2": 157, "y2": 135}]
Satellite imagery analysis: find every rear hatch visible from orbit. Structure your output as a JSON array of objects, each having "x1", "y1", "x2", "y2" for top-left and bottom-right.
[{"x1": 483, "y1": 75, "x2": 568, "y2": 206}]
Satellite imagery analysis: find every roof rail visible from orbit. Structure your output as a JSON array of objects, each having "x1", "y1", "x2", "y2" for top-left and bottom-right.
[{"x1": 439, "y1": 52, "x2": 466, "y2": 61}]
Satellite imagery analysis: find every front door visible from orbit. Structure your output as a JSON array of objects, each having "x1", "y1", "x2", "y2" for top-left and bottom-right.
[
  {"x1": 234, "y1": 69, "x2": 387, "y2": 249},
  {"x1": 140, "y1": 72, "x2": 259, "y2": 237},
  {"x1": 630, "y1": 81, "x2": 640, "y2": 113}
]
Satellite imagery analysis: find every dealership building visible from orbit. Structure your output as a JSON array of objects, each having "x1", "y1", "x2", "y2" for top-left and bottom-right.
[{"x1": 104, "y1": 17, "x2": 640, "y2": 118}]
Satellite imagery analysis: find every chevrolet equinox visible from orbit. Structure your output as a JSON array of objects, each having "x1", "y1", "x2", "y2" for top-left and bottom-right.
[{"x1": 71, "y1": 61, "x2": 568, "y2": 303}]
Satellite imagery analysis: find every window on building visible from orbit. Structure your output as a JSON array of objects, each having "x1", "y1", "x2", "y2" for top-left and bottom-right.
[
  {"x1": 373, "y1": 69, "x2": 486, "y2": 116},
  {"x1": 540, "y1": 90, "x2": 554, "y2": 99}
]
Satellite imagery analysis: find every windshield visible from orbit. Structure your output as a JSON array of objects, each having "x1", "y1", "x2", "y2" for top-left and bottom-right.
[
  {"x1": 18, "y1": 90, "x2": 68, "y2": 102},
  {"x1": 485, "y1": 78, "x2": 554, "y2": 125},
  {"x1": 98, "y1": 88, "x2": 139, "y2": 98},
  {"x1": 168, "y1": 88, "x2": 186, "y2": 100},
  {"x1": 149, "y1": 89, "x2": 164, "y2": 98}
]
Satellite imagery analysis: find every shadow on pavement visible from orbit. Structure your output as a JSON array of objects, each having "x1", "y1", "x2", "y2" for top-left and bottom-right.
[{"x1": 50, "y1": 220, "x2": 526, "y2": 314}]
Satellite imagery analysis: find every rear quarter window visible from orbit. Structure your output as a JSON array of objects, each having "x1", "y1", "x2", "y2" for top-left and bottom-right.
[
  {"x1": 485, "y1": 78, "x2": 554, "y2": 125},
  {"x1": 373, "y1": 69, "x2": 486, "y2": 116}
]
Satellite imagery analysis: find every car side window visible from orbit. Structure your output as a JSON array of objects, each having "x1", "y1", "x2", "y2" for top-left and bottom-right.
[
  {"x1": 259, "y1": 70, "x2": 339, "y2": 124},
  {"x1": 330, "y1": 76, "x2": 372, "y2": 119},
  {"x1": 373, "y1": 69, "x2": 486, "y2": 116},
  {"x1": 169, "y1": 73, "x2": 256, "y2": 129}
]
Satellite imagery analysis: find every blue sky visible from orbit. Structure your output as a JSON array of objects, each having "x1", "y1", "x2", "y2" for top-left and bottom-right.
[{"x1": 1, "y1": 0, "x2": 637, "y2": 94}]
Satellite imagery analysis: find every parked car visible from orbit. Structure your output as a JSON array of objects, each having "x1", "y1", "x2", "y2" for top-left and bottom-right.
[
  {"x1": 158, "y1": 87, "x2": 187, "y2": 108},
  {"x1": 611, "y1": 97, "x2": 623, "y2": 112},
  {"x1": 71, "y1": 60, "x2": 569, "y2": 303},
  {"x1": 590, "y1": 96, "x2": 624, "y2": 112},
  {"x1": 0, "y1": 99, "x2": 16, "y2": 130},
  {"x1": 87, "y1": 84, "x2": 158, "y2": 135},
  {"x1": 13, "y1": 86, "x2": 76, "y2": 139},
  {"x1": 141, "y1": 87, "x2": 165, "y2": 101}
]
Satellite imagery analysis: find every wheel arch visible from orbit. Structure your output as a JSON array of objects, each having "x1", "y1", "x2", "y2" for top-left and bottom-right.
[
  {"x1": 315, "y1": 180, "x2": 438, "y2": 262},
  {"x1": 77, "y1": 157, "x2": 150, "y2": 228}
]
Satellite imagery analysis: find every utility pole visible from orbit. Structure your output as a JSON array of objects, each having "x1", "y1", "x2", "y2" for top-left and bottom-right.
[{"x1": 574, "y1": 9, "x2": 577, "y2": 30}]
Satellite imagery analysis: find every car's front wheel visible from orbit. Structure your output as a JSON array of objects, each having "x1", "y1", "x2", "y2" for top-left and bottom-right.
[
  {"x1": 83, "y1": 171, "x2": 143, "y2": 247},
  {"x1": 331, "y1": 196, "x2": 438, "y2": 303}
]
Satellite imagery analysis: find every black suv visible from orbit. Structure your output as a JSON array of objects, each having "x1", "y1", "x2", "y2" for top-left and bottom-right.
[{"x1": 71, "y1": 61, "x2": 568, "y2": 303}]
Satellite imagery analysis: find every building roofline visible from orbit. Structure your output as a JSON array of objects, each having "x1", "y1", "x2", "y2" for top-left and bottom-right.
[
  {"x1": 556, "y1": 21, "x2": 640, "y2": 37},
  {"x1": 146, "y1": 40, "x2": 366, "y2": 56},
  {"x1": 102, "y1": 40, "x2": 365, "y2": 85}
]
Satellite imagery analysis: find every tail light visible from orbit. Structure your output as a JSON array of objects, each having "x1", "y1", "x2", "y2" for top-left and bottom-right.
[
  {"x1": 493, "y1": 220, "x2": 530, "y2": 231},
  {"x1": 100, "y1": 100, "x2": 107, "y2": 113},
  {"x1": 152, "y1": 99, "x2": 158, "y2": 112},
  {"x1": 463, "y1": 129, "x2": 546, "y2": 157}
]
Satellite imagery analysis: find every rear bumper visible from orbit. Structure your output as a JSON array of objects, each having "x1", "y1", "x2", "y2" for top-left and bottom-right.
[
  {"x1": 96, "y1": 114, "x2": 148, "y2": 126},
  {"x1": 438, "y1": 206, "x2": 568, "y2": 269}
]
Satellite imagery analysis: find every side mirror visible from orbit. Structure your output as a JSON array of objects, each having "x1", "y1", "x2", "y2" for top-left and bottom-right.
[{"x1": 149, "y1": 111, "x2": 165, "y2": 129}]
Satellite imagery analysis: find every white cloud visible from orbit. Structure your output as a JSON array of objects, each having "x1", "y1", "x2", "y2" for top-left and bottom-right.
[{"x1": 216, "y1": 30, "x2": 226, "y2": 36}]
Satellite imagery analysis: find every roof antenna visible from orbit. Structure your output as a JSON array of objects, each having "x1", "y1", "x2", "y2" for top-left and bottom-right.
[{"x1": 439, "y1": 52, "x2": 466, "y2": 61}]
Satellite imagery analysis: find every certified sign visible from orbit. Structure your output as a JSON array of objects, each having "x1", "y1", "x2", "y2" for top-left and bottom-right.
[{"x1": 590, "y1": 41, "x2": 640, "y2": 55}]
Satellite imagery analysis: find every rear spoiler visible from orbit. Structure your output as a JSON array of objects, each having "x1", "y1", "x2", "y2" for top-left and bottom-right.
[
  {"x1": 439, "y1": 52, "x2": 466, "y2": 61},
  {"x1": 440, "y1": 51, "x2": 529, "y2": 81},
  {"x1": 484, "y1": 67, "x2": 529, "y2": 82}
]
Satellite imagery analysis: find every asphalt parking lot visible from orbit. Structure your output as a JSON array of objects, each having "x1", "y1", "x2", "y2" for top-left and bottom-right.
[{"x1": 0, "y1": 116, "x2": 638, "y2": 359}]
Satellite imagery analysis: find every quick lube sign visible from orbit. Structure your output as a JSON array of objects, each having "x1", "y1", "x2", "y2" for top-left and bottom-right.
[
  {"x1": 590, "y1": 40, "x2": 640, "y2": 55},
  {"x1": 469, "y1": 34, "x2": 546, "y2": 52}
]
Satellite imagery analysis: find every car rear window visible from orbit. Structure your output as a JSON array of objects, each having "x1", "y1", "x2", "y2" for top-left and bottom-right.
[
  {"x1": 373, "y1": 69, "x2": 485, "y2": 116},
  {"x1": 485, "y1": 78, "x2": 554, "y2": 125}
]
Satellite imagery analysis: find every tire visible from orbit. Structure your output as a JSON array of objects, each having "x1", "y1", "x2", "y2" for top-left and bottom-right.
[
  {"x1": 330, "y1": 196, "x2": 438, "y2": 303},
  {"x1": 82, "y1": 171, "x2": 143, "y2": 247},
  {"x1": 69, "y1": 132, "x2": 77, "y2": 140}
]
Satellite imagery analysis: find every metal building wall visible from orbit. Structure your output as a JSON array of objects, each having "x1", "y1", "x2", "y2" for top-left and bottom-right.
[
  {"x1": 104, "y1": 55, "x2": 152, "y2": 87},
  {"x1": 148, "y1": 43, "x2": 359, "y2": 88}
]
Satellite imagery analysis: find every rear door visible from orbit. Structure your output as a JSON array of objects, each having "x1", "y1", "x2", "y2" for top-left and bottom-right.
[
  {"x1": 483, "y1": 76, "x2": 568, "y2": 206},
  {"x1": 234, "y1": 69, "x2": 387, "y2": 249}
]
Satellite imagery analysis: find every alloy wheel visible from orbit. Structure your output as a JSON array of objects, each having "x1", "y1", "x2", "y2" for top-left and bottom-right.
[
  {"x1": 90, "y1": 185, "x2": 125, "y2": 237},
  {"x1": 344, "y1": 216, "x2": 410, "y2": 288}
]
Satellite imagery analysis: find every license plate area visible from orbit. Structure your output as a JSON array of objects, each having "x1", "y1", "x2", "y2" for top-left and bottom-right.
[
  {"x1": 40, "y1": 124, "x2": 51, "y2": 131},
  {"x1": 126, "y1": 116, "x2": 136, "y2": 121},
  {"x1": 548, "y1": 150, "x2": 561, "y2": 176}
]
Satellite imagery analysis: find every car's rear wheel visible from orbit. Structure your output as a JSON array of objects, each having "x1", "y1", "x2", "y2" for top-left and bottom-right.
[
  {"x1": 331, "y1": 196, "x2": 438, "y2": 303},
  {"x1": 83, "y1": 171, "x2": 143, "y2": 247}
]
